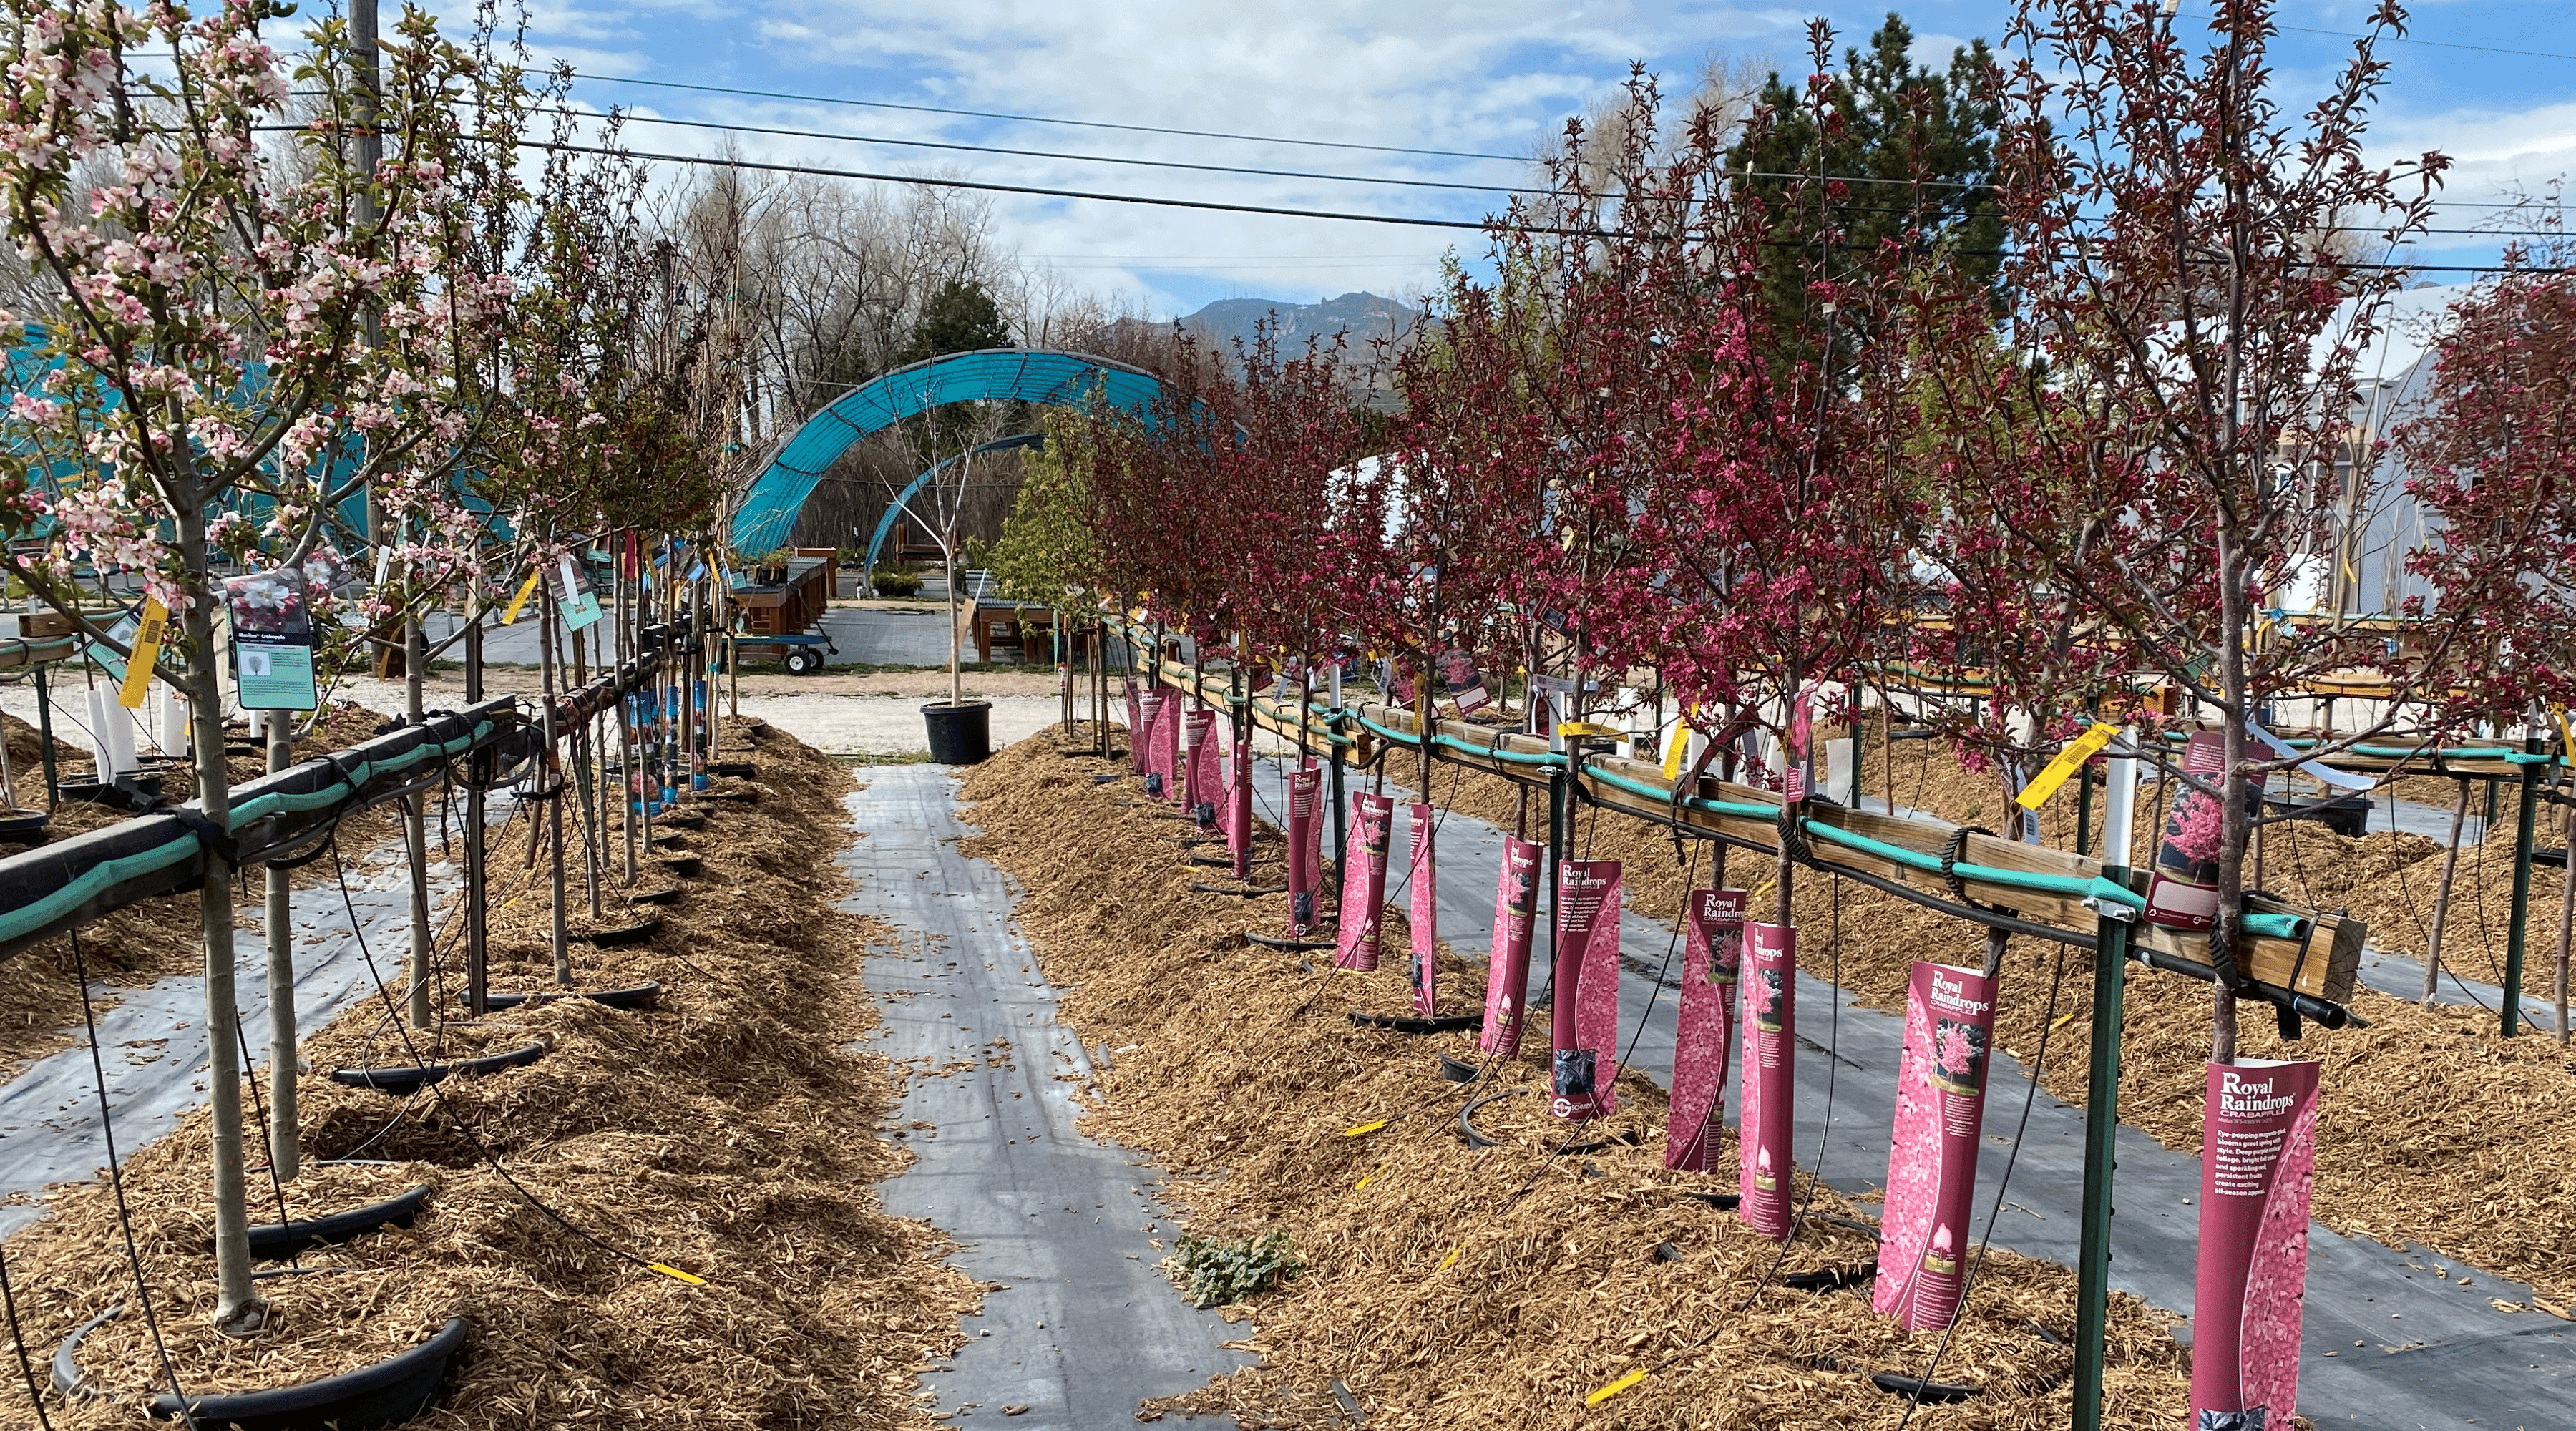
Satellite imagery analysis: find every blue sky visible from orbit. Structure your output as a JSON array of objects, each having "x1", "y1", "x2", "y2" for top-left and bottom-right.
[{"x1": 507, "y1": 1, "x2": 2576, "y2": 318}]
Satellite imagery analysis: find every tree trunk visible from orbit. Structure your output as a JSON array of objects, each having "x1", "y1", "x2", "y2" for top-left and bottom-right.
[
  {"x1": 572, "y1": 625, "x2": 602, "y2": 919},
  {"x1": 263, "y1": 708, "x2": 299, "y2": 1181},
  {"x1": 542, "y1": 587, "x2": 570, "y2": 985},
  {"x1": 2424, "y1": 781, "x2": 2472, "y2": 1006},
  {"x1": 947, "y1": 551, "x2": 963, "y2": 708},
  {"x1": 177, "y1": 509, "x2": 263, "y2": 1334},
  {"x1": 2208, "y1": 516, "x2": 2255, "y2": 1067},
  {"x1": 403, "y1": 615, "x2": 431, "y2": 1029}
]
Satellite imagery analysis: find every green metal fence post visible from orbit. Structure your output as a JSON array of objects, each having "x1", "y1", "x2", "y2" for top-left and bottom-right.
[
  {"x1": 2504, "y1": 746, "x2": 2545, "y2": 1037},
  {"x1": 2074, "y1": 870, "x2": 2135, "y2": 1431}
]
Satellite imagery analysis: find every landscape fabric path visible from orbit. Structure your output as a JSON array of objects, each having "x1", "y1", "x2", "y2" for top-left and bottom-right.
[
  {"x1": 1242, "y1": 752, "x2": 2576, "y2": 1431},
  {"x1": 839, "y1": 764, "x2": 1248, "y2": 1427},
  {"x1": 0, "y1": 801, "x2": 507, "y2": 1239}
]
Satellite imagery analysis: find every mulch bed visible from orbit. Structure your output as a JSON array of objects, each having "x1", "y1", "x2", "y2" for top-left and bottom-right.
[
  {"x1": 4, "y1": 717, "x2": 975, "y2": 1429},
  {"x1": 960, "y1": 732, "x2": 2192, "y2": 1430}
]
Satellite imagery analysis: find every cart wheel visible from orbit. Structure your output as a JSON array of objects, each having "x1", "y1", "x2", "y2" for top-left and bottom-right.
[{"x1": 784, "y1": 648, "x2": 824, "y2": 675}]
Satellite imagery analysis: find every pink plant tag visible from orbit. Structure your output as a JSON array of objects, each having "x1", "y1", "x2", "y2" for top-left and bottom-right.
[
  {"x1": 1301, "y1": 756, "x2": 1324, "y2": 899},
  {"x1": 1875, "y1": 962, "x2": 1999, "y2": 1329},
  {"x1": 2191, "y1": 1059, "x2": 2322, "y2": 1430},
  {"x1": 1158, "y1": 699, "x2": 1184, "y2": 802},
  {"x1": 1738, "y1": 921, "x2": 1797, "y2": 1239},
  {"x1": 1228, "y1": 741, "x2": 1253, "y2": 880},
  {"x1": 1137, "y1": 691, "x2": 1168, "y2": 796},
  {"x1": 1124, "y1": 680, "x2": 1145, "y2": 773},
  {"x1": 1335, "y1": 793, "x2": 1394, "y2": 971},
  {"x1": 1551, "y1": 860, "x2": 1624, "y2": 1119},
  {"x1": 1183, "y1": 708, "x2": 1216, "y2": 829},
  {"x1": 1287, "y1": 768, "x2": 1322, "y2": 932},
  {"x1": 1480, "y1": 836, "x2": 1543, "y2": 1056},
  {"x1": 1667, "y1": 888, "x2": 1746, "y2": 1172},
  {"x1": 1406, "y1": 802, "x2": 1437, "y2": 1015},
  {"x1": 2146, "y1": 729, "x2": 2230, "y2": 929}
]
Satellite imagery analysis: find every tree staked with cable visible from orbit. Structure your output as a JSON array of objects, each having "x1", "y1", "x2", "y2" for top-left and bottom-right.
[
  {"x1": 0, "y1": 3, "x2": 533, "y2": 1334},
  {"x1": 1898, "y1": 0, "x2": 2467, "y2": 1064}
]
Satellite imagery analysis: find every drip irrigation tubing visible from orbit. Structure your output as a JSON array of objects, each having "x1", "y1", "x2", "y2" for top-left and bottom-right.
[
  {"x1": 1892, "y1": 936, "x2": 2074, "y2": 1425},
  {"x1": 66, "y1": 926, "x2": 197, "y2": 1427},
  {"x1": 325, "y1": 835, "x2": 703, "y2": 1289}
]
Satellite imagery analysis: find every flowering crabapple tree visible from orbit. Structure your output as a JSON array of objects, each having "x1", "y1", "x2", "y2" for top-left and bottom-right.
[
  {"x1": 0, "y1": 1, "x2": 509, "y2": 1332},
  {"x1": 1903, "y1": 0, "x2": 2458, "y2": 1061},
  {"x1": 2391, "y1": 236, "x2": 2576, "y2": 1038},
  {"x1": 1521, "y1": 57, "x2": 1913, "y2": 927},
  {"x1": 1215, "y1": 325, "x2": 1372, "y2": 756}
]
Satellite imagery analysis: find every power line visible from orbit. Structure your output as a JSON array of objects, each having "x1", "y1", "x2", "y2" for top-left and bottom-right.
[
  {"x1": 487, "y1": 104, "x2": 2550, "y2": 241},
  {"x1": 552, "y1": 106, "x2": 1558, "y2": 198},
  {"x1": 2172, "y1": 9, "x2": 2576, "y2": 64},
  {"x1": 569, "y1": 70, "x2": 1534, "y2": 165},
  {"x1": 521, "y1": 137, "x2": 2576, "y2": 272},
  {"x1": 517, "y1": 135, "x2": 1524, "y2": 233}
]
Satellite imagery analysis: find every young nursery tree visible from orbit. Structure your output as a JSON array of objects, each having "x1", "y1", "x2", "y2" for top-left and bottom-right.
[
  {"x1": 1905, "y1": 0, "x2": 2452, "y2": 1061},
  {"x1": 0, "y1": 1, "x2": 507, "y2": 1330}
]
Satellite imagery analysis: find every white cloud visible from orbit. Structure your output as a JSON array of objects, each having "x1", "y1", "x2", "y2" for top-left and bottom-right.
[
  {"x1": 2373, "y1": 97, "x2": 2576, "y2": 255},
  {"x1": 584, "y1": 0, "x2": 1807, "y2": 313}
]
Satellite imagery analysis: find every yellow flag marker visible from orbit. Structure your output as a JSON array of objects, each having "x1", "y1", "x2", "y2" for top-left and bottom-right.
[
  {"x1": 500, "y1": 566, "x2": 542, "y2": 625},
  {"x1": 1662, "y1": 726, "x2": 1689, "y2": 782},
  {"x1": 1353, "y1": 1164, "x2": 1382, "y2": 1192},
  {"x1": 648, "y1": 1262, "x2": 706, "y2": 1286},
  {"x1": 2051, "y1": 1012, "x2": 2076, "y2": 1031},
  {"x1": 1438, "y1": 1245, "x2": 1460, "y2": 1272},
  {"x1": 2557, "y1": 708, "x2": 2575, "y2": 761},
  {"x1": 117, "y1": 597, "x2": 166, "y2": 710},
  {"x1": 1586, "y1": 1370, "x2": 1649, "y2": 1406},
  {"x1": 2016, "y1": 722, "x2": 2122, "y2": 811},
  {"x1": 1342, "y1": 1118, "x2": 1389, "y2": 1138}
]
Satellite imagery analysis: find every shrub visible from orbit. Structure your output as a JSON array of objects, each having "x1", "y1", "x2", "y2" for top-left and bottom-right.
[
  {"x1": 871, "y1": 567, "x2": 923, "y2": 598},
  {"x1": 1159, "y1": 1229, "x2": 1302, "y2": 1308}
]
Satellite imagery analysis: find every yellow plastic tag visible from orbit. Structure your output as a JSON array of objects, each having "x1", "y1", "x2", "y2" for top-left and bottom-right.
[
  {"x1": 2016, "y1": 722, "x2": 2122, "y2": 811},
  {"x1": 1662, "y1": 726, "x2": 1689, "y2": 781},
  {"x1": 1586, "y1": 1370, "x2": 1648, "y2": 1405},
  {"x1": 1342, "y1": 1118, "x2": 1389, "y2": 1138},
  {"x1": 1438, "y1": 1246, "x2": 1460, "y2": 1272},
  {"x1": 1353, "y1": 1165, "x2": 1380, "y2": 1192},
  {"x1": 500, "y1": 566, "x2": 542, "y2": 625},
  {"x1": 117, "y1": 597, "x2": 166, "y2": 710},
  {"x1": 1557, "y1": 721, "x2": 1619, "y2": 739},
  {"x1": 2557, "y1": 707, "x2": 2575, "y2": 761},
  {"x1": 648, "y1": 1262, "x2": 706, "y2": 1286}
]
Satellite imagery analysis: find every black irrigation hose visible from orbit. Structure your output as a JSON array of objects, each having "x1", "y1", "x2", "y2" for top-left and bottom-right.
[
  {"x1": 229, "y1": 1016, "x2": 299, "y2": 1268},
  {"x1": 67, "y1": 927, "x2": 197, "y2": 1428},
  {"x1": 1617, "y1": 874, "x2": 1853, "y2": 1394},
  {"x1": 1893, "y1": 937, "x2": 2075, "y2": 1426},
  {"x1": 0, "y1": 1234, "x2": 55, "y2": 1431},
  {"x1": 1492, "y1": 849, "x2": 1700, "y2": 1218},
  {"x1": 325, "y1": 836, "x2": 698, "y2": 1287}
]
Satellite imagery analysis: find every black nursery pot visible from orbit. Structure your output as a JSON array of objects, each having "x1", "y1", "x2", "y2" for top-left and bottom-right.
[{"x1": 922, "y1": 700, "x2": 992, "y2": 766}]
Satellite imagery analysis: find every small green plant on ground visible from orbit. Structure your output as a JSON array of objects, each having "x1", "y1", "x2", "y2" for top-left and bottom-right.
[
  {"x1": 871, "y1": 566, "x2": 924, "y2": 597},
  {"x1": 1160, "y1": 1229, "x2": 1303, "y2": 1308}
]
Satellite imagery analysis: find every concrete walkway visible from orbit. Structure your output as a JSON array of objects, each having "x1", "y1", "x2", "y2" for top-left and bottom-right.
[
  {"x1": 839, "y1": 767, "x2": 1247, "y2": 1427},
  {"x1": 1241, "y1": 751, "x2": 2576, "y2": 1431}
]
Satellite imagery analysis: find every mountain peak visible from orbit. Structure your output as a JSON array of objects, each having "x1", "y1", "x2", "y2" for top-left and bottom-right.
[{"x1": 1179, "y1": 291, "x2": 1420, "y2": 353}]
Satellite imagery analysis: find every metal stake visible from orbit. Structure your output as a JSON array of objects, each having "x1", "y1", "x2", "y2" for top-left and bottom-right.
[{"x1": 2074, "y1": 872, "x2": 2134, "y2": 1431}]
